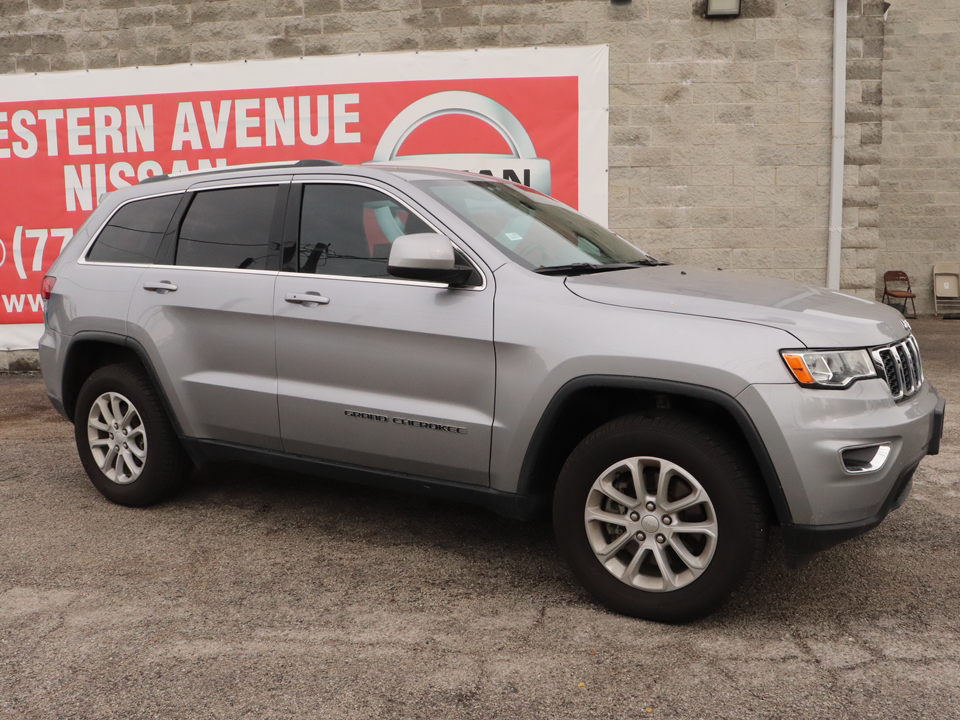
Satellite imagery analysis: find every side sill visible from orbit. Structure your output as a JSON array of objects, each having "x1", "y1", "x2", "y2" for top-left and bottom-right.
[{"x1": 182, "y1": 438, "x2": 548, "y2": 521}]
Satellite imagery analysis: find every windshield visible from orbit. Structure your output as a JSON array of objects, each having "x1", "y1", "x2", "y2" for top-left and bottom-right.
[{"x1": 413, "y1": 179, "x2": 658, "y2": 270}]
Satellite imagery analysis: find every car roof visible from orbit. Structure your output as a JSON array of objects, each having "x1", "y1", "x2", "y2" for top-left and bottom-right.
[{"x1": 137, "y1": 159, "x2": 485, "y2": 187}]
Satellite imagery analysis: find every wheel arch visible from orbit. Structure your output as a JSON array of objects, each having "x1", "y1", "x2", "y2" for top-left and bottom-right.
[
  {"x1": 516, "y1": 376, "x2": 793, "y2": 526},
  {"x1": 60, "y1": 332, "x2": 186, "y2": 440}
]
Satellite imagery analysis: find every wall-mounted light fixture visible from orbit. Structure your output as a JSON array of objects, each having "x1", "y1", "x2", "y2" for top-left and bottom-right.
[{"x1": 705, "y1": 0, "x2": 741, "y2": 17}]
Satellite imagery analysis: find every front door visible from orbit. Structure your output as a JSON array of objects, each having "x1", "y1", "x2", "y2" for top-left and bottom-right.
[{"x1": 274, "y1": 181, "x2": 495, "y2": 485}]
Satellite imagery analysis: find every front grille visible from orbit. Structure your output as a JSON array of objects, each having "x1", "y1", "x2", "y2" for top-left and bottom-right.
[{"x1": 871, "y1": 335, "x2": 923, "y2": 400}]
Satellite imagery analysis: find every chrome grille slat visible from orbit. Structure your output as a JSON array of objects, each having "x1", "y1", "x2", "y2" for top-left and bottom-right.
[
  {"x1": 871, "y1": 335, "x2": 924, "y2": 400},
  {"x1": 896, "y1": 345, "x2": 914, "y2": 393}
]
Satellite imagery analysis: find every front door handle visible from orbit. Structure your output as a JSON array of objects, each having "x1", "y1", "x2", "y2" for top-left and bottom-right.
[
  {"x1": 143, "y1": 281, "x2": 178, "y2": 293},
  {"x1": 285, "y1": 292, "x2": 330, "y2": 306}
]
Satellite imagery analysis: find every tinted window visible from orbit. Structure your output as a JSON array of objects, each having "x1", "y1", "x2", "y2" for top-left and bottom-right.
[
  {"x1": 176, "y1": 186, "x2": 278, "y2": 270},
  {"x1": 87, "y1": 194, "x2": 181, "y2": 264},
  {"x1": 299, "y1": 184, "x2": 433, "y2": 278}
]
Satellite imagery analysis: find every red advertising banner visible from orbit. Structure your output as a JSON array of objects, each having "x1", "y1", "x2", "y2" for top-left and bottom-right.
[{"x1": 0, "y1": 47, "x2": 608, "y2": 347}]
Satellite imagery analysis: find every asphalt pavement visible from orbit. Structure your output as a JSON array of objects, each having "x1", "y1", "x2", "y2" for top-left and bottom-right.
[{"x1": 1, "y1": 317, "x2": 958, "y2": 719}]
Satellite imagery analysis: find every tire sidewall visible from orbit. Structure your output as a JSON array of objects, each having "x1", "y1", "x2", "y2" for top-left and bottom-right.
[
  {"x1": 554, "y1": 416, "x2": 764, "y2": 622},
  {"x1": 74, "y1": 364, "x2": 179, "y2": 506}
]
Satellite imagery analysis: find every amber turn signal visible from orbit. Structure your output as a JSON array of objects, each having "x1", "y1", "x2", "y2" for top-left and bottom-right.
[{"x1": 782, "y1": 353, "x2": 816, "y2": 385}]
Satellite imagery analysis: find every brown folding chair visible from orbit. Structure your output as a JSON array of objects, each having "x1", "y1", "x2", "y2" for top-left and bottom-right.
[{"x1": 882, "y1": 270, "x2": 917, "y2": 318}]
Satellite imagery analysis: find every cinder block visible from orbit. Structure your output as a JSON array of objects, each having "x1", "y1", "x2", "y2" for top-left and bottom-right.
[
  {"x1": 843, "y1": 185, "x2": 880, "y2": 208},
  {"x1": 691, "y1": 207, "x2": 732, "y2": 228},
  {"x1": 732, "y1": 207, "x2": 776, "y2": 228},
  {"x1": 629, "y1": 147, "x2": 673, "y2": 167},
  {"x1": 85, "y1": 48, "x2": 120, "y2": 67},
  {"x1": 462, "y1": 26, "x2": 502, "y2": 48},
  {"x1": 0, "y1": 350, "x2": 40, "y2": 373},
  {"x1": 118, "y1": 7, "x2": 153, "y2": 29},
  {"x1": 118, "y1": 46, "x2": 157, "y2": 65},
  {"x1": 191, "y1": 41, "x2": 231, "y2": 62},
  {"x1": 732, "y1": 247, "x2": 778, "y2": 268},
  {"x1": 691, "y1": 165, "x2": 733, "y2": 186},
  {"x1": 776, "y1": 206, "x2": 819, "y2": 228},
  {"x1": 840, "y1": 267, "x2": 876, "y2": 289},
  {"x1": 756, "y1": 185, "x2": 798, "y2": 207},
  {"x1": 440, "y1": 6, "x2": 480, "y2": 27},
  {"x1": 540, "y1": 22, "x2": 585, "y2": 45},
  {"x1": 649, "y1": 208, "x2": 691, "y2": 229},
  {"x1": 775, "y1": 165, "x2": 818, "y2": 186},
  {"x1": 480, "y1": 5, "x2": 524, "y2": 25},
  {"x1": 795, "y1": 268, "x2": 828, "y2": 286},
  {"x1": 842, "y1": 226, "x2": 881, "y2": 249},
  {"x1": 301, "y1": 34, "x2": 341, "y2": 56},
  {"x1": 716, "y1": 104, "x2": 756, "y2": 124},
  {"x1": 50, "y1": 51, "x2": 87, "y2": 70},
  {"x1": 421, "y1": 27, "x2": 461, "y2": 50},
  {"x1": 734, "y1": 165, "x2": 775, "y2": 187},
  {"x1": 651, "y1": 165, "x2": 691, "y2": 186},
  {"x1": 337, "y1": 32, "x2": 380, "y2": 53},
  {"x1": 610, "y1": 126, "x2": 651, "y2": 147},
  {"x1": 304, "y1": 0, "x2": 342, "y2": 16},
  {"x1": 155, "y1": 43, "x2": 188, "y2": 64},
  {"x1": 521, "y1": 5, "x2": 563, "y2": 25},
  {"x1": 101, "y1": 28, "x2": 137, "y2": 50},
  {"x1": 265, "y1": 0, "x2": 304, "y2": 19},
  {"x1": 735, "y1": 39, "x2": 777, "y2": 62},
  {"x1": 135, "y1": 25, "x2": 173, "y2": 46}
]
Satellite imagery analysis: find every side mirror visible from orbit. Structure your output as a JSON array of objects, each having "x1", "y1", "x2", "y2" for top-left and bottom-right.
[{"x1": 388, "y1": 233, "x2": 474, "y2": 286}]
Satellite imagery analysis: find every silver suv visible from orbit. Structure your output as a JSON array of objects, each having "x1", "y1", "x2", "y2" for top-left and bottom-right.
[{"x1": 39, "y1": 161, "x2": 945, "y2": 622}]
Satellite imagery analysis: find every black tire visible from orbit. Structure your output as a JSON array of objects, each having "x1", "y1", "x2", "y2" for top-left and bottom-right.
[
  {"x1": 553, "y1": 414, "x2": 767, "y2": 623},
  {"x1": 74, "y1": 362, "x2": 190, "y2": 506}
]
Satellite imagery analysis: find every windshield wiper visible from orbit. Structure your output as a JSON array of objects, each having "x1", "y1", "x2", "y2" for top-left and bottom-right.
[{"x1": 534, "y1": 259, "x2": 662, "y2": 276}]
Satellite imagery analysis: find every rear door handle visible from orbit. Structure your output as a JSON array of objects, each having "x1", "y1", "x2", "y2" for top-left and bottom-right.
[
  {"x1": 143, "y1": 281, "x2": 178, "y2": 293},
  {"x1": 285, "y1": 292, "x2": 330, "y2": 306}
]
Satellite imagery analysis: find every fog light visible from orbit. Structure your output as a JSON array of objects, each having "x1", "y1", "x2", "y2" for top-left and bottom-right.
[{"x1": 840, "y1": 443, "x2": 891, "y2": 474}]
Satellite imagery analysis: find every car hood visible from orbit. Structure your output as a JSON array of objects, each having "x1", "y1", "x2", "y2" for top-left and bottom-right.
[{"x1": 564, "y1": 265, "x2": 910, "y2": 348}]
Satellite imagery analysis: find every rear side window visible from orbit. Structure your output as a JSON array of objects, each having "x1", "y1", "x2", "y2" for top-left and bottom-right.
[
  {"x1": 176, "y1": 186, "x2": 278, "y2": 270},
  {"x1": 86, "y1": 194, "x2": 181, "y2": 264}
]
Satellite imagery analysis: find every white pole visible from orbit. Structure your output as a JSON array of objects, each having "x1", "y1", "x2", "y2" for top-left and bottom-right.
[{"x1": 827, "y1": 0, "x2": 848, "y2": 291}]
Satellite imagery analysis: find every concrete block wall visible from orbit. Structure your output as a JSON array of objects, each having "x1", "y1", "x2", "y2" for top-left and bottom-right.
[
  {"x1": 880, "y1": 0, "x2": 960, "y2": 314},
  {"x1": 604, "y1": 2, "x2": 835, "y2": 286},
  {"x1": 0, "y1": 0, "x2": 840, "y2": 291}
]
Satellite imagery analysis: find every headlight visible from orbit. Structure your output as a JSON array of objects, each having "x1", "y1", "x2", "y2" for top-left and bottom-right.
[{"x1": 780, "y1": 349, "x2": 877, "y2": 389}]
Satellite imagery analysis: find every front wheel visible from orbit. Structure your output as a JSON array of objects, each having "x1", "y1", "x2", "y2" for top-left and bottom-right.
[
  {"x1": 74, "y1": 363, "x2": 190, "y2": 506},
  {"x1": 553, "y1": 414, "x2": 767, "y2": 623}
]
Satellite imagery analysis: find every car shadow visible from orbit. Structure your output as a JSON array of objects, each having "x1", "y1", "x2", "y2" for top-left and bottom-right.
[{"x1": 170, "y1": 459, "x2": 956, "y2": 628}]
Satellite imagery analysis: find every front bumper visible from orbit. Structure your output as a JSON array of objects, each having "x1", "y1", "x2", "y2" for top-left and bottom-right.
[{"x1": 738, "y1": 379, "x2": 945, "y2": 560}]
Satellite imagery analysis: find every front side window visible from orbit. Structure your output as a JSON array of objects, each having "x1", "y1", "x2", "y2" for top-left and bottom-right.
[
  {"x1": 176, "y1": 185, "x2": 278, "y2": 270},
  {"x1": 298, "y1": 183, "x2": 433, "y2": 278},
  {"x1": 86, "y1": 194, "x2": 181, "y2": 264}
]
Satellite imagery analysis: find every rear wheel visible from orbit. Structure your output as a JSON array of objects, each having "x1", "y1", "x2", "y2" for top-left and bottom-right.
[
  {"x1": 553, "y1": 414, "x2": 767, "y2": 622},
  {"x1": 74, "y1": 363, "x2": 190, "y2": 506}
]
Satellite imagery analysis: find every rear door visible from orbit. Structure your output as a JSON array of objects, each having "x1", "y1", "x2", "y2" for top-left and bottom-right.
[
  {"x1": 273, "y1": 179, "x2": 496, "y2": 485},
  {"x1": 127, "y1": 180, "x2": 287, "y2": 450}
]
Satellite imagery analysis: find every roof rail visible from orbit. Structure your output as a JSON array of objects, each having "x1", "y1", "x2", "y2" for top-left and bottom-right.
[{"x1": 139, "y1": 158, "x2": 342, "y2": 184}]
